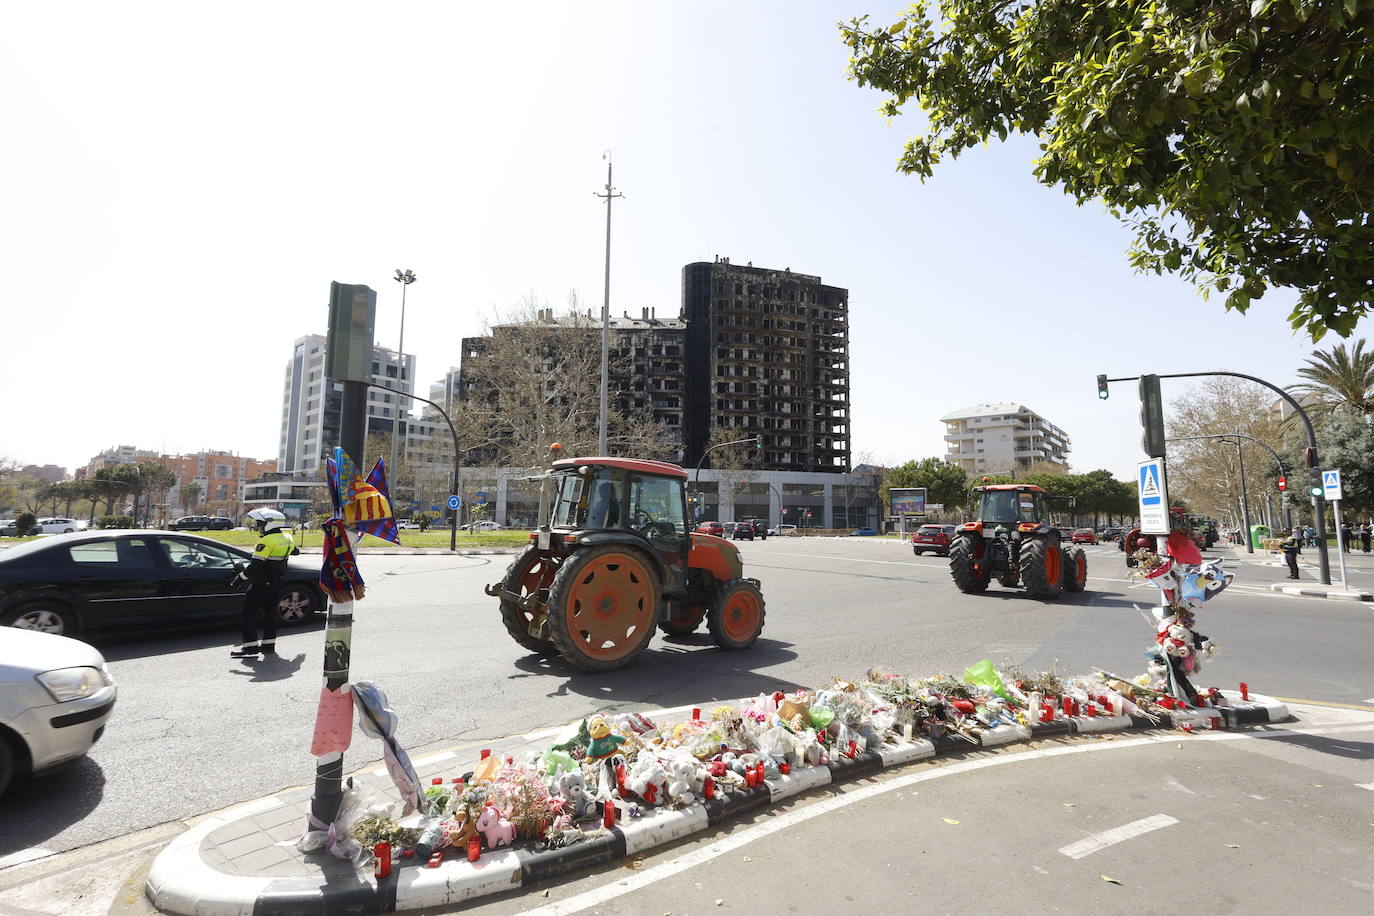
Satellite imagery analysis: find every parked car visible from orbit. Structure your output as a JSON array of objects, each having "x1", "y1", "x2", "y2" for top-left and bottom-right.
[
  {"x1": 168, "y1": 516, "x2": 214, "y2": 531},
  {"x1": 461, "y1": 521, "x2": 504, "y2": 531},
  {"x1": 742, "y1": 518, "x2": 768, "y2": 540},
  {"x1": 695, "y1": 521, "x2": 725, "y2": 537},
  {"x1": 206, "y1": 517, "x2": 234, "y2": 530},
  {"x1": 849, "y1": 527, "x2": 878, "y2": 536},
  {"x1": 0, "y1": 627, "x2": 117, "y2": 795},
  {"x1": 911, "y1": 524, "x2": 957, "y2": 556},
  {"x1": 767, "y1": 524, "x2": 798, "y2": 537},
  {"x1": 1071, "y1": 528, "x2": 1098, "y2": 544},
  {"x1": 728, "y1": 521, "x2": 754, "y2": 541},
  {"x1": 0, "y1": 531, "x2": 327, "y2": 638},
  {"x1": 27, "y1": 518, "x2": 85, "y2": 535},
  {"x1": 396, "y1": 519, "x2": 422, "y2": 530}
]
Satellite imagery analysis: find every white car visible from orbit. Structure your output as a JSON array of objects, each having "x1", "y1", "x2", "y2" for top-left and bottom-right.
[
  {"x1": 31, "y1": 517, "x2": 85, "y2": 535},
  {"x1": 0, "y1": 628, "x2": 117, "y2": 795},
  {"x1": 396, "y1": 520, "x2": 422, "y2": 530},
  {"x1": 767, "y1": 524, "x2": 798, "y2": 536},
  {"x1": 462, "y1": 521, "x2": 504, "y2": 531}
]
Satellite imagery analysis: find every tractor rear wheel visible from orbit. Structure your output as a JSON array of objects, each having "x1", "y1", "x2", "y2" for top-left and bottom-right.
[
  {"x1": 498, "y1": 546, "x2": 559, "y2": 653},
  {"x1": 1019, "y1": 535, "x2": 1064, "y2": 599},
  {"x1": 707, "y1": 579, "x2": 765, "y2": 650},
  {"x1": 546, "y1": 545, "x2": 659, "y2": 672},
  {"x1": 659, "y1": 605, "x2": 706, "y2": 636},
  {"x1": 1063, "y1": 546, "x2": 1087, "y2": 592},
  {"x1": 949, "y1": 535, "x2": 990, "y2": 593}
]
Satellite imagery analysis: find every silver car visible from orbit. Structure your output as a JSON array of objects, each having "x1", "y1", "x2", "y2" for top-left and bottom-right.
[{"x1": 0, "y1": 628, "x2": 117, "y2": 794}]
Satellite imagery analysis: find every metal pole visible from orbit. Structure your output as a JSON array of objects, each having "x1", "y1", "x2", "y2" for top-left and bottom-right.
[
  {"x1": 389, "y1": 271, "x2": 414, "y2": 503},
  {"x1": 1333, "y1": 499, "x2": 1349, "y2": 590},
  {"x1": 1233, "y1": 439, "x2": 1253, "y2": 554},
  {"x1": 594, "y1": 155, "x2": 621, "y2": 455},
  {"x1": 312, "y1": 378, "x2": 367, "y2": 827}
]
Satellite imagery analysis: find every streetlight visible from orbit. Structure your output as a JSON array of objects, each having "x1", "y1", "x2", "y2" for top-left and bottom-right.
[
  {"x1": 390, "y1": 269, "x2": 417, "y2": 504},
  {"x1": 594, "y1": 151, "x2": 622, "y2": 456},
  {"x1": 693, "y1": 437, "x2": 761, "y2": 520}
]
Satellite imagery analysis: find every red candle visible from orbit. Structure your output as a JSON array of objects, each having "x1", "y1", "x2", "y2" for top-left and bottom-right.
[
  {"x1": 847, "y1": 740, "x2": 857, "y2": 758},
  {"x1": 692, "y1": 707, "x2": 701, "y2": 720},
  {"x1": 603, "y1": 801, "x2": 616, "y2": 828},
  {"x1": 467, "y1": 835, "x2": 480, "y2": 862},
  {"x1": 755, "y1": 762, "x2": 766, "y2": 783},
  {"x1": 1239, "y1": 682, "x2": 1249, "y2": 700},
  {"x1": 1062, "y1": 697, "x2": 1073, "y2": 716},
  {"x1": 704, "y1": 776, "x2": 715, "y2": 799},
  {"x1": 432, "y1": 777, "x2": 442, "y2": 785},
  {"x1": 780, "y1": 762, "x2": 791, "y2": 775},
  {"x1": 480, "y1": 749, "x2": 491, "y2": 760},
  {"x1": 374, "y1": 842, "x2": 392, "y2": 879},
  {"x1": 1086, "y1": 703, "x2": 1098, "y2": 717}
]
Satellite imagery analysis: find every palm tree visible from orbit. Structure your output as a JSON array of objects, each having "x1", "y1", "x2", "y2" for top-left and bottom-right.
[{"x1": 1291, "y1": 338, "x2": 1374, "y2": 415}]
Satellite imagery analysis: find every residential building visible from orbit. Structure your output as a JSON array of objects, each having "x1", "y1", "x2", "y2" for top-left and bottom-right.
[
  {"x1": 941, "y1": 403, "x2": 1072, "y2": 475},
  {"x1": 162, "y1": 450, "x2": 277, "y2": 517},
  {"x1": 278, "y1": 334, "x2": 417, "y2": 477},
  {"x1": 21, "y1": 464, "x2": 66, "y2": 484},
  {"x1": 82, "y1": 445, "x2": 160, "y2": 478},
  {"x1": 681, "y1": 257, "x2": 850, "y2": 473}
]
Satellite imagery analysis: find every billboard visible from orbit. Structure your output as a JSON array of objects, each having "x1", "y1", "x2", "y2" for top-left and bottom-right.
[{"x1": 890, "y1": 487, "x2": 927, "y2": 516}]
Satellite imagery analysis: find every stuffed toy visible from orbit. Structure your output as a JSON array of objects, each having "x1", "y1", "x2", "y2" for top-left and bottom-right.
[
  {"x1": 555, "y1": 771, "x2": 596, "y2": 821},
  {"x1": 666, "y1": 757, "x2": 702, "y2": 805},
  {"x1": 627, "y1": 754, "x2": 667, "y2": 806},
  {"x1": 474, "y1": 806, "x2": 516, "y2": 848}
]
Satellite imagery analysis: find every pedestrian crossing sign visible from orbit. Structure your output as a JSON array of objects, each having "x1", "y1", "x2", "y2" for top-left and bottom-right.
[
  {"x1": 1138, "y1": 458, "x2": 1169, "y2": 535},
  {"x1": 1322, "y1": 469, "x2": 1343, "y2": 501}
]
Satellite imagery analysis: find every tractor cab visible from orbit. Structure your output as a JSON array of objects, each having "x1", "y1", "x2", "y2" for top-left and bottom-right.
[
  {"x1": 487, "y1": 454, "x2": 764, "y2": 672},
  {"x1": 975, "y1": 485, "x2": 1051, "y2": 527}
]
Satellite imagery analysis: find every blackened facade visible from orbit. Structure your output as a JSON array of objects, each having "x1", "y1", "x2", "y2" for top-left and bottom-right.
[{"x1": 682, "y1": 258, "x2": 850, "y2": 473}]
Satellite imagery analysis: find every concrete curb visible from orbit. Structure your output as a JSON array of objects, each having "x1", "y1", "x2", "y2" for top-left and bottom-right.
[
  {"x1": 145, "y1": 691, "x2": 1290, "y2": 916},
  {"x1": 1268, "y1": 583, "x2": 1373, "y2": 601}
]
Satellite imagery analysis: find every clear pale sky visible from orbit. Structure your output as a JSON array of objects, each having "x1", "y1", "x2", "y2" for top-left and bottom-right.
[{"x1": 3, "y1": 1, "x2": 1360, "y2": 479}]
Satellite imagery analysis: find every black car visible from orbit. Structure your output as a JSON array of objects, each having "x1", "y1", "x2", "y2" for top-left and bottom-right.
[
  {"x1": 0, "y1": 531, "x2": 326, "y2": 638},
  {"x1": 169, "y1": 516, "x2": 213, "y2": 531}
]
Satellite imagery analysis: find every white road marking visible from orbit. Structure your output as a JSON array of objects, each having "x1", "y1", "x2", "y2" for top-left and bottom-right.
[
  {"x1": 0, "y1": 847, "x2": 55, "y2": 869},
  {"x1": 1356, "y1": 783, "x2": 1374, "y2": 791},
  {"x1": 515, "y1": 720, "x2": 1374, "y2": 916},
  {"x1": 1057, "y1": 814, "x2": 1179, "y2": 860}
]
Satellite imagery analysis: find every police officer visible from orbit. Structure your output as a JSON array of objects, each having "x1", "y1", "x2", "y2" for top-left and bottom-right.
[
  {"x1": 1280, "y1": 528, "x2": 1302, "y2": 579},
  {"x1": 230, "y1": 508, "x2": 295, "y2": 657}
]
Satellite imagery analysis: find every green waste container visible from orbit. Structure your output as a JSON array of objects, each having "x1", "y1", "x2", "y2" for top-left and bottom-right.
[{"x1": 1249, "y1": 524, "x2": 1271, "y2": 549}]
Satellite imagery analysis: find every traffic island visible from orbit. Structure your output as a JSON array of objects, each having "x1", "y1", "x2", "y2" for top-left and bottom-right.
[
  {"x1": 145, "y1": 683, "x2": 1290, "y2": 916},
  {"x1": 1269, "y1": 582, "x2": 1373, "y2": 601}
]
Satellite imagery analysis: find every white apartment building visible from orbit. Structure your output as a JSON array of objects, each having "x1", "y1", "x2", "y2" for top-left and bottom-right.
[
  {"x1": 942, "y1": 403, "x2": 1071, "y2": 475},
  {"x1": 278, "y1": 334, "x2": 417, "y2": 476}
]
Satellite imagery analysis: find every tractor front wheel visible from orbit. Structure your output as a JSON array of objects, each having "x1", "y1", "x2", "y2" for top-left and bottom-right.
[
  {"x1": 546, "y1": 545, "x2": 659, "y2": 672},
  {"x1": 949, "y1": 535, "x2": 990, "y2": 593},
  {"x1": 498, "y1": 545, "x2": 559, "y2": 653},
  {"x1": 1019, "y1": 535, "x2": 1064, "y2": 599},
  {"x1": 1063, "y1": 546, "x2": 1088, "y2": 592},
  {"x1": 707, "y1": 579, "x2": 765, "y2": 650}
]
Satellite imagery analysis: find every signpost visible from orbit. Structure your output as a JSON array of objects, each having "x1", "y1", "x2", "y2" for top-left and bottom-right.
[
  {"x1": 1323, "y1": 469, "x2": 1348, "y2": 590},
  {"x1": 1138, "y1": 458, "x2": 1169, "y2": 536}
]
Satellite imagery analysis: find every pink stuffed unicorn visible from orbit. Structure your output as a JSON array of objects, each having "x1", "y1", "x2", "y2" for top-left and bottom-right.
[{"x1": 475, "y1": 805, "x2": 516, "y2": 848}]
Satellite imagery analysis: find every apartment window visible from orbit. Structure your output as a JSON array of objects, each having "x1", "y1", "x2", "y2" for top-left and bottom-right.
[{"x1": 216, "y1": 465, "x2": 231, "y2": 478}]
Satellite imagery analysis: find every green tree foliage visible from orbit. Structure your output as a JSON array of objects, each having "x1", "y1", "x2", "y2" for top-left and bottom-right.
[
  {"x1": 1291, "y1": 338, "x2": 1374, "y2": 414},
  {"x1": 881, "y1": 457, "x2": 969, "y2": 512},
  {"x1": 841, "y1": 1, "x2": 1374, "y2": 339},
  {"x1": 1284, "y1": 407, "x2": 1374, "y2": 514}
]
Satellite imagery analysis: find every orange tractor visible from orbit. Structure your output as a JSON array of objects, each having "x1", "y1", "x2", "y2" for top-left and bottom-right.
[
  {"x1": 485, "y1": 456, "x2": 766, "y2": 672},
  {"x1": 949, "y1": 484, "x2": 1087, "y2": 599}
]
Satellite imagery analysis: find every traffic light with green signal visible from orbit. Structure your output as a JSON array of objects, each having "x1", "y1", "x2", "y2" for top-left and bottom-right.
[{"x1": 1097, "y1": 374, "x2": 1109, "y2": 399}]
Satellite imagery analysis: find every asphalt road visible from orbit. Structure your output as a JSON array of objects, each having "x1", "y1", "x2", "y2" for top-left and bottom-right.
[{"x1": 2, "y1": 536, "x2": 1373, "y2": 912}]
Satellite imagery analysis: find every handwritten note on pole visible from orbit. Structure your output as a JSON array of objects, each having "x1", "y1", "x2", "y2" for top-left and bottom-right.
[{"x1": 311, "y1": 686, "x2": 353, "y2": 756}]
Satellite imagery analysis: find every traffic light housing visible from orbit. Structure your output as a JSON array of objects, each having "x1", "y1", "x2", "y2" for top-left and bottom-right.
[
  {"x1": 1309, "y1": 467, "x2": 1323, "y2": 497},
  {"x1": 754, "y1": 437, "x2": 762, "y2": 450},
  {"x1": 1097, "y1": 374, "x2": 1109, "y2": 399},
  {"x1": 1138, "y1": 374, "x2": 1166, "y2": 458},
  {"x1": 1277, "y1": 475, "x2": 1287, "y2": 492}
]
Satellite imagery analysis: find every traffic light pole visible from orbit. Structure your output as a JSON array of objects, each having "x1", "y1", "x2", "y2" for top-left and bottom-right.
[
  {"x1": 1103, "y1": 370, "x2": 1329, "y2": 584},
  {"x1": 1166, "y1": 433, "x2": 1294, "y2": 537}
]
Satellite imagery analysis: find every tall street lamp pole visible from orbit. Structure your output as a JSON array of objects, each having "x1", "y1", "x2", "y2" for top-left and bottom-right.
[
  {"x1": 594, "y1": 152, "x2": 622, "y2": 455},
  {"x1": 390, "y1": 270, "x2": 417, "y2": 500}
]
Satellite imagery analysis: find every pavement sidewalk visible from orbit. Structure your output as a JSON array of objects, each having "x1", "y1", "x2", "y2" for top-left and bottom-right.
[{"x1": 143, "y1": 692, "x2": 1290, "y2": 916}]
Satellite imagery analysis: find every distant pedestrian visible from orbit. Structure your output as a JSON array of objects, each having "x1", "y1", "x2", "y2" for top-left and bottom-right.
[
  {"x1": 1280, "y1": 529, "x2": 1302, "y2": 579},
  {"x1": 1307, "y1": 525, "x2": 1318, "y2": 547},
  {"x1": 1361, "y1": 524, "x2": 1371, "y2": 553},
  {"x1": 230, "y1": 508, "x2": 295, "y2": 657}
]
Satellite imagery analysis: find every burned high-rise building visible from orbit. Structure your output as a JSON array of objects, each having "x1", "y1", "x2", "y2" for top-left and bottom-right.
[{"x1": 681, "y1": 258, "x2": 850, "y2": 473}]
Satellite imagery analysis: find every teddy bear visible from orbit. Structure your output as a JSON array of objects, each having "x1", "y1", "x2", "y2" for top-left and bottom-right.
[
  {"x1": 666, "y1": 757, "x2": 700, "y2": 805},
  {"x1": 627, "y1": 754, "x2": 667, "y2": 806},
  {"x1": 555, "y1": 770, "x2": 597, "y2": 821}
]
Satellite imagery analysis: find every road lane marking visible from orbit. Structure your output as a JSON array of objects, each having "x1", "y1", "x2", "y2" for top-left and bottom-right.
[
  {"x1": 515, "y1": 719, "x2": 1374, "y2": 916},
  {"x1": 0, "y1": 847, "x2": 55, "y2": 869},
  {"x1": 1274, "y1": 697, "x2": 1374, "y2": 713},
  {"x1": 1356, "y1": 783, "x2": 1374, "y2": 791},
  {"x1": 1057, "y1": 814, "x2": 1179, "y2": 860}
]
